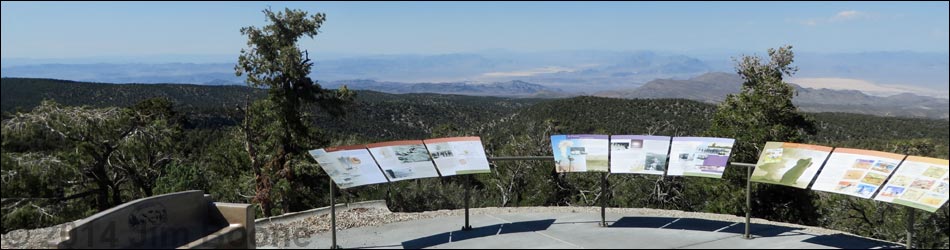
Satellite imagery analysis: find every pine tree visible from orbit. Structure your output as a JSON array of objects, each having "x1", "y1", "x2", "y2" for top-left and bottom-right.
[
  {"x1": 235, "y1": 8, "x2": 353, "y2": 216},
  {"x1": 708, "y1": 45, "x2": 815, "y2": 162},
  {"x1": 706, "y1": 45, "x2": 820, "y2": 224}
]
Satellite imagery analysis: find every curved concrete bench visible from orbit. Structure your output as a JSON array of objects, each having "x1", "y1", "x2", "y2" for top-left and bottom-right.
[{"x1": 52, "y1": 190, "x2": 254, "y2": 249}]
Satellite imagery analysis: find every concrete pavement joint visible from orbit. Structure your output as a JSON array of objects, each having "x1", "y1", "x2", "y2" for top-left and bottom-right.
[
  {"x1": 485, "y1": 214, "x2": 585, "y2": 249},
  {"x1": 672, "y1": 234, "x2": 745, "y2": 249},
  {"x1": 714, "y1": 223, "x2": 741, "y2": 233},
  {"x1": 660, "y1": 218, "x2": 682, "y2": 229}
]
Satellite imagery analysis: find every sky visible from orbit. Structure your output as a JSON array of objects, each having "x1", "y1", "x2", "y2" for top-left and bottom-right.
[{"x1": 2, "y1": 1, "x2": 949, "y2": 60}]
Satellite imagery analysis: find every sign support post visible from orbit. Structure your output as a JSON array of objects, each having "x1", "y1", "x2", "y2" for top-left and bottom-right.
[
  {"x1": 899, "y1": 149, "x2": 914, "y2": 250},
  {"x1": 906, "y1": 206, "x2": 915, "y2": 249},
  {"x1": 330, "y1": 181, "x2": 341, "y2": 249},
  {"x1": 601, "y1": 172, "x2": 608, "y2": 227},
  {"x1": 463, "y1": 175, "x2": 473, "y2": 231},
  {"x1": 726, "y1": 162, "x2": 757, "y2": 240}
]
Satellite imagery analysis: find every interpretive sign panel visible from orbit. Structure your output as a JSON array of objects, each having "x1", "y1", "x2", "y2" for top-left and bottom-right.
[
  {"x1": 551, "y1": 134, "x2": 610, "y2": 173},
  {"x1": 309, "y1": 145, "x2": 389, "y2": 189},
  {"x1": 751, "y1": 142, "x2": 833, "y2": 189},
  {"x1": 367, "y1": 140, "x2": 441, "y2": 182},
  {"x1": 667, "y1": 137, "x2": 735, "y2": 178},
  {"x1": 812, "y1": 148, "x2": 905, "y2": 199},
  {"x1": 609, "y1": 135, "x2": 671, "y2": 175},
  {"x1": 424, "y1": 136, "x2": 492, "y2": 176},
  {"x1": 874, "y1": 156, "x2": 949, "y2": 213}
]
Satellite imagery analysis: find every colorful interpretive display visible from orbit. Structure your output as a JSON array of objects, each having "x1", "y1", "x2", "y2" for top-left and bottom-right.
[
  {"x1": 309, "y1": 145, "x2": 389, "y2": 189},
  {"x1": 666, "y1": 137, "x2": 736, "y2": 178},
  {"x1": 423, "y1": 137, "x2": 492, "y2": 176},
  {"x1": 811, "y1": 148, "x2": 905, "y2": 199},
  {"x1": 874, "y1": 156, "x2": 949, "y2": 213},
  {"x1": 751, "y1": 142, "x2": 834, "y2": 189},
  {"x1": 551, "y1": 134, "x2": 610, "y2": 173},
  {"x1": 609, "y1": 135, "x2": 672, "y2": 175},
  {"x1": 367, "y1": 140, "x2": 441, "y2": 182}
]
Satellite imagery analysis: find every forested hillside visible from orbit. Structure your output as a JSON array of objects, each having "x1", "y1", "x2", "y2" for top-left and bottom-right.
[
  {"x1": 0, "y1": 78, "x2": 258, "y2": 112},
  {"x1": 1, "y1": 78, "x2": 948, "y2": 248},
  {"x1": 0, "y1": 78, "x2": 542, "y2": 131}
]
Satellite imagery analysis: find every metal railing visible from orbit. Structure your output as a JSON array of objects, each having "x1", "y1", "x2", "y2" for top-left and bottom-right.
[{"x1": 326, "y1": 157, "x2": 914, "y2": 249}]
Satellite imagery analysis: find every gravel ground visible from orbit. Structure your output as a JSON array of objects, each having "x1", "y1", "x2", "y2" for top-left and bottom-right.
[
  {"x1": 1, "y1": 206, "x2": 874, "y2": 249},
  {"x1": 1, "y1": 223, "x2": 70, "y2": 249}
]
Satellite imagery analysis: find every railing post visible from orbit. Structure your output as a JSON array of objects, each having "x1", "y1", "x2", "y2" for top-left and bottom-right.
[{"x1": 744, "y1": 162, "x2": 753, "y2": 240}]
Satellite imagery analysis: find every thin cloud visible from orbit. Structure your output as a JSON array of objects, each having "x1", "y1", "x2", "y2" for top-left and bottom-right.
[
  {"x1": 831, "y1": 10, "x2": 862, "y2": 20},
  {"x1": 800, "y1": 19, "x2": 820, "y2": 26},
  {"x1": 799, "y1": 10, "x2": 873, "y2": 26}
]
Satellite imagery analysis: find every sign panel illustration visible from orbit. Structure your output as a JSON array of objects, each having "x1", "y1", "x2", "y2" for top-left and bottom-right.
[
  {"x1": 812, "y1": 148, "x2": 905, "y2": 199},
  {"x1": 874, "y1": 156, "x2": 949, "y2": 213},
  {"x1": 424, "y1": 137, "x2": 492, "y2": 176},
  {"x1": 751, "y1": 142, "x2": 833, "y2": 189},
  {"x1": 367, "y1": 140, "x2": 441, "y2": 182},
  {"x1": 309, "y1": 145, "x2": 389, "y2": 189},
  {"x1": 551, "y1": 134, "x2": 610, "y2": 173},
  {"x1": 610, "y1": 135, "x2": 671, "y2": 175},
  {"x1": 667, "y1": 137, "x2": 736, "y2": 178}
]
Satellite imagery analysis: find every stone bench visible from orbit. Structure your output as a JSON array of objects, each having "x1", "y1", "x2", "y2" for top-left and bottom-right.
[{"x1": 51, "y1": 190, "x2": 255, "y2": 249}]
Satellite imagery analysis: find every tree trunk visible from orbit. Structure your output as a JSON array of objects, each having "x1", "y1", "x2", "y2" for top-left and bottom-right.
[
  {"x1": 242, "y1": 100, "x2": 274, "y2": 217},
  {"x1": 255, "y1": 170, "x2": 274, "y2": 217},
  {"x1": 142, "y1": 185, "x2": 153, "y2": 197},
  {"x1": 110, "y1": 183, "x2": 123, "y2": 206},
  {"x1": 89, "y1": 155, "x2": 114, "y2": 211},
  {"x1": 94, "y1": 181, "x2": 111, "y2": 211}
]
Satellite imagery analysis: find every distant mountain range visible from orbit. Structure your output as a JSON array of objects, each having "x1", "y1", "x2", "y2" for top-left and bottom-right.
[
  {"x1": 595, "y1": 72, "x2": 949, "y2": 119},
  {"x1": 6, "y1": 50, "x2": 943, "y2": 96},
  {"x1": 1, "y1": 50, "x2": 946, "y2": 118},
  {"x1": 2, "y1": 76, "x2": 946, "y2": 119},
  {"x1": 1, "y1": 51, "x2": 720, "y2": 91},
  {"x1": 0, "y1": 63, "x2": 242, "y2": 85},
  {"x1": 595, "y1": 72, "x2": 740, "y2": 103}
]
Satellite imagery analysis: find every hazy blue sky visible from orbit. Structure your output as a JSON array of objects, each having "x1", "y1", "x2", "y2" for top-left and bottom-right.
[{"x1": 2, "y1": 1, "x2": 948, "y2": 59}]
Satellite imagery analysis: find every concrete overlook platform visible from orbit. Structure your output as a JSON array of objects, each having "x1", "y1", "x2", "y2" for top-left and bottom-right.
[{"x1": 256, "y1": 201, "x2": 902, "y2": 249}]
